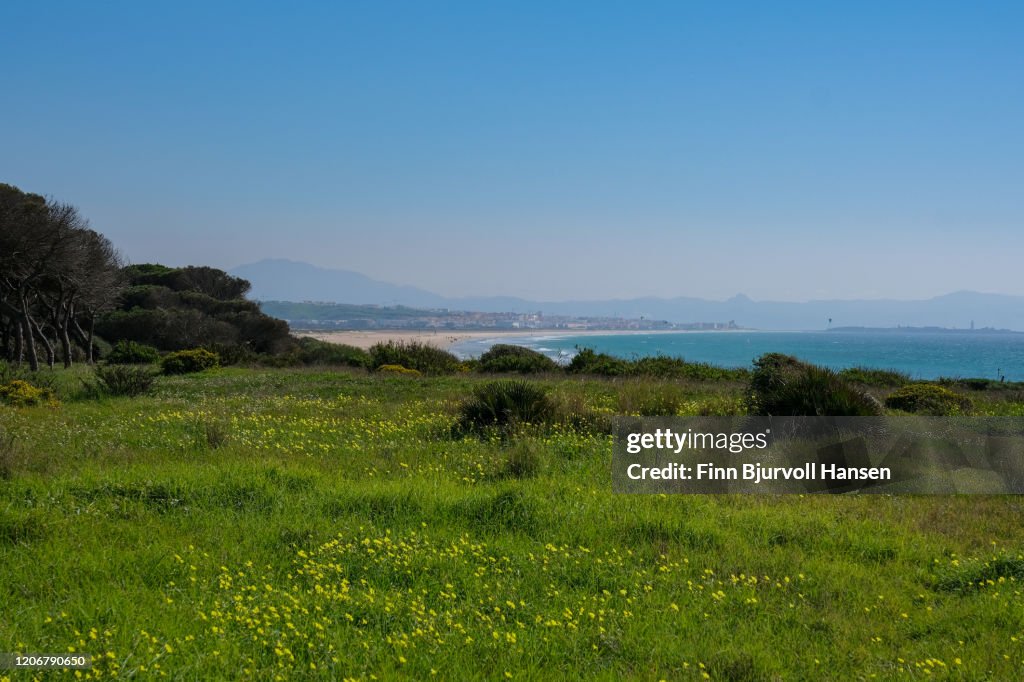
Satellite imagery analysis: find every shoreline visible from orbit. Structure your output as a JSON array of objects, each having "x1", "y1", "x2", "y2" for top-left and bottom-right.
[{"x1": 295, "y1": 328, "x2": 704, "y2": 351}]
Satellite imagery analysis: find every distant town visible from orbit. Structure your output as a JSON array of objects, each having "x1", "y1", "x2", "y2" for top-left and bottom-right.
[{"x1": 258, "y1": 301, "x2": 742, "y2": 332}]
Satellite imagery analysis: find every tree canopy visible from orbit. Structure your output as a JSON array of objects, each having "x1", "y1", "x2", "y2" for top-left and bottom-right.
[{"x1": 1, "y1": 183, "x2": 123, "y2": 369}]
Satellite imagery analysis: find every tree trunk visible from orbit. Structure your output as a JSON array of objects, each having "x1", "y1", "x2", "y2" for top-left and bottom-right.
[
  {"x1": 87, "y1": 316, "x2": 95, "y2": 364},
  {"x1": 71, "y1": 318, "x2": 93, "y2": 364},
  {"x1": 60, "y1": 305, "x2": 73, "y2": 368},
  {"x1": 27, "y1": 315, "x2": 55, "y2": 369},
  {"x1": 19, "y1": 296, "x2": 39, "y2": 372},
  {"x1": 15, "y1": 321, "x2": 24, "y2": 365}
]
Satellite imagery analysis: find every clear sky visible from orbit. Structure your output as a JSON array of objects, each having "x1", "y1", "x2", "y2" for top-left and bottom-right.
[{"x1": 3, "y1": 1, "x2": 1022, "y2": 302}]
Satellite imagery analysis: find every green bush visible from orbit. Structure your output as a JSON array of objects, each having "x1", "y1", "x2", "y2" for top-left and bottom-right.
[
  {"x1": 839, "y1": 366, "x2": 911, "y2": 387},
  {"x1": 478, "y1": 344, "x2": 559, "y2": 374},
  {"x1": 161, "y1": 348, "x2": 220, "y2": 375},
  {"x1": 566, "y1": 347, "x2": 630, "y2": 376},
  {"x1": 106, "y1": 340, "x2": 159, "y2": 365},
  {"x1": 90, "y1": 365, "x2": 156, "y2": 397},
  {"x1": 629, "y1": 355, "x2": 749, "y2": 382},
  {"x1": 454, "y1": 380, "x2": 553, "y2": 436},
  {"x1": 0, "y1": 380, "x2": 59, "y2": 407},
  {"x1": 748, "y1": 353, "x2": 805, "y2": 399},
  {"x1": 368, "y1": 341, "x2": 460, "y2": 375},
  {"x1": 296, "y1": 338, "x2": 370, "y2": 368},
  {"x1": 884, "y1": 383, "x2": 973, "y2": 415},
  {"x1": 747, "y1": 354, "x2": 882, "y2": 416}
]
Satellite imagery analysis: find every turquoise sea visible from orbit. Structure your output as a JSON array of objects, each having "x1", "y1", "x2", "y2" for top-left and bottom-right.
[{"x1": 451, "y1": 330, "x2": 1024, "y2": 381}]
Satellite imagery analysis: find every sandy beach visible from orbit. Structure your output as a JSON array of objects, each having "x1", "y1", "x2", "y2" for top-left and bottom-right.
[{"x1": 296, "y1": 328, "x2": 684, "y2": 351}]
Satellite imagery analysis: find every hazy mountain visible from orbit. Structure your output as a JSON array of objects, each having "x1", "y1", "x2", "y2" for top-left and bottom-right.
[
  {"x1": 230, "y1": 259, "x2": 1024, "y2": 331},
  {"x1": 230, "y1": 259, "x2": 449, "y2": 308}
]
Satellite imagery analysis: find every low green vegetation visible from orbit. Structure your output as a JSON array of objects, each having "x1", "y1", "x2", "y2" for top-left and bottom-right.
[
  {"x1": 106, "y1": 340, "x2": 160, "y2": 365},
  {"x1": 838, "y1": 366, "x2": 911, "y2": 387},
  {"x1": 1, "y1": 353, "x2": 1022, "y2": 680},
  {"x1": 747, "y1": 352, "x2": 883, "y2": 416},
  {"x1": 161, "y1": 348, "x2": 221, "y2": 375},
  {"x1": 885, "y1": 383, "x2": 975, "y2": 416},
  {"x1": 0, "y1": 379, "x2": 59, "y2": 407},
  {"x1": 368, "y1": 340, "x2": 463, "y2": 374},
  {"x1": 89, "y1": 365, "x2": 157, "y2": 398},
  {"x1": 479, "y1": 344, "x2": 560, "y2": 374},
  {"x1": 454, "y1": 380, "x2": 554, "y2": 436}
]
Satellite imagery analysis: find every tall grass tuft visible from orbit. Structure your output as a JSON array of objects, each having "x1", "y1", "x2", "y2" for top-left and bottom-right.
[
  {"x1": 454, "y1": 380, "x2": 553, "y2": 436},
  {"x1": 90, "y1": 365, "x2": 157, "y2": 397}
]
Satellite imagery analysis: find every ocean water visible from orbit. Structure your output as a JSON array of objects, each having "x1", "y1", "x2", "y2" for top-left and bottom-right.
[{"x1": 451, "y1": 330, "x2": 1024, "y2": 381}]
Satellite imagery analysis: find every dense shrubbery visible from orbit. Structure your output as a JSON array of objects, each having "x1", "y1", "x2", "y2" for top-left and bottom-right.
[
  {"x1": 292, "y1": 338, "x2": 370, "y2": 368},
  {"x1": 369, "y1": 341, "x2": 461, "y2": 375},
  {"x1": 566, "y1": 348, "x2": 630, "y2": 376},
  {"x1": 747, "y1": 353, "x2": 882, "y2": 416},
  {"x1": 454, "y1": 380, "x2": 553, "y2": 436},
  {"x1": 566, "y1": 348, "x2": 747, "y2": 381},
  {"x1": 478, "y1": 344, "x2": 558, "y2": 374},
  {"x1": 97, "y1": 264, "x2": 292, "y2": 354},
  {"x1": 839, "y1": 366, "x2": 910, "y2": 386},
  {"x1": 106, "y1": 340, "x2": 159, "y2": 365},
  {"x1": 162, "y1": 349, "x2": 220, "y2": 375},
  {"x1": 90, "y1": 365, "x2": 156, "y2": 397},
  {"x1": 630, "y1": 355, "x2": 748, "y2": 382},
  {"x1": 0, "y1": 380, "x2": 59, "y2": 407},
  {"x1": 884, "y1": 383, "x2": 973, "y2": 415}
]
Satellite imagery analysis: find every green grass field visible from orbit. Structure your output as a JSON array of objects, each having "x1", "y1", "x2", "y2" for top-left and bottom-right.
[{"x1": 2, "y1": 367, "x2": 1023, "y2": 680}]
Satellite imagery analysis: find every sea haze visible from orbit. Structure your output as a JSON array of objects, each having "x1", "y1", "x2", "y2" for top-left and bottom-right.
[{"x1": 452, "y1": 330, "x2": 1024, "y2": 381}]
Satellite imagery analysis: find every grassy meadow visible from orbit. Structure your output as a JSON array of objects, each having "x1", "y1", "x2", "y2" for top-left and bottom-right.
[{"x1": 2, "y1": 365, "x2": 1024, "y2": 680}]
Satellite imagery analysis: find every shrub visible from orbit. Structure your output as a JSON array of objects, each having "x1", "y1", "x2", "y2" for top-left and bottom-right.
[
  {"x1": 478, "y1": 344, "x2": 559, "y2": 374},
  {"x1": 162, "y1": 348, "x2": 220, "y2": 375},
  {"x1": 747, "y1": 354, "x2": 882, "y2": 416},
  {"x1": 629, "y1": 355, "x2": 749, "y2": 382},
  {"x1": 884, "y1": 383, "x2": 973, "y2": 415},
  {"x1": 377, "y1": 364, "x2": 421, "y2": 376},
  {"x1": 106, "y1": 340, "x2": 159, "y2": 364},
  {"x1": 566, "y1": 347, "x2": 630, "y2": 376},
  {"x1": 368, "y1": 341, "x2": 460, "y2": 374},
  {"x1": 839, "y1": 366, "x2": 911, "y2": 387},
  {"x1": 748, "y1": 353, "x2": 806, "y2": 400},
  {"x1": 455, "y1": 380, "x2": 553, "y2": 436},
  {"x1": 295, "y1": 337, "x2": 370, "y2": 368},
  {"x1": 207, "y1": 343, "x2": 259, "y2": 366},
  {"x1": 91, "y1": 365, "x2": 156, "y2": 397},
  {"x1": 0, "y1": 380, "x2": 59, "y2": 407}
]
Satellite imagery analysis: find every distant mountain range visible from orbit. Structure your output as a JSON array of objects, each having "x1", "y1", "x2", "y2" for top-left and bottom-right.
[{"x1": 229, "y1": 259, "x2": 1024, "y2": 331}]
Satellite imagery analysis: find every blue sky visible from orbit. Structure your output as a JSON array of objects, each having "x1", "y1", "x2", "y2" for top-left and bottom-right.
[{"x1": 3, "y1": 1, "x2": 1022, "y2": 301}]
